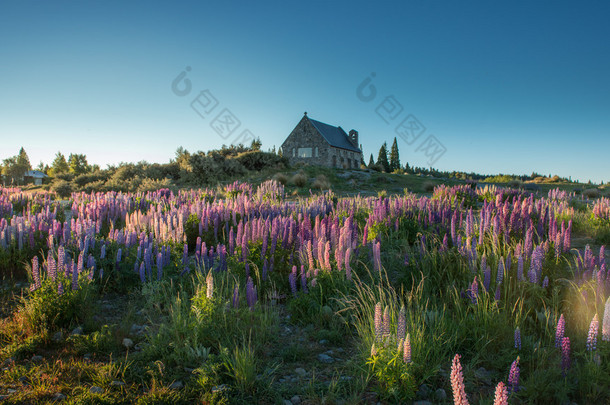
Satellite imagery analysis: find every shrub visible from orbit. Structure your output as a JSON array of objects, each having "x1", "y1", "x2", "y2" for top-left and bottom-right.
[
  {"x1": 234, "y1": 151, "x2": 287, "y2": 171},
  {"x1": 50, "y1": 180, "x2": 73, "y2": 198},
  {"x1": 422, "y1": 181, "x2": 436, "y2": 193},
  {"x1": 508, "y1": 179, "x2": 523, "y2": 189},
  {"x1": 291, "y1": 172, "x2": 308, "y2": 187},
  {"x1": 583, "y1": 188, "x2": 601, "y2": 199},
  {"x1": 312, "y1": 174, "x2": 331, "y2": 190},
  {"x1": 137, "y1": 177, "x2": 174, "y2": 193},
  {"x1": 272, "y1": 172, "x2": 289, "y2": 185}
]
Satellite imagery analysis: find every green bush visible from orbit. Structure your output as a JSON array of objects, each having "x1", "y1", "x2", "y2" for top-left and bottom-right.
[{"x1": 50, "y1": 180, "x2": 73, "y2": 198}]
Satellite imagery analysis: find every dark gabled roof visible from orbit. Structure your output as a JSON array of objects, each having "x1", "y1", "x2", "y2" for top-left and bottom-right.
[{"x1": 308, "y1": 118, "x2": 361, "y2": 153}]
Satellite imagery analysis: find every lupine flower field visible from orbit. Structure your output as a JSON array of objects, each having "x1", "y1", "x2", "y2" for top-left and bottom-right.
[{"x1": 1, "y1": 181, "x2": 610, "y2": 404}]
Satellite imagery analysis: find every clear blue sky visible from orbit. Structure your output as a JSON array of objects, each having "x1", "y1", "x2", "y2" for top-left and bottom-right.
[{"x1": 1, "y1": 1, "x2": 609, "y2": 182}]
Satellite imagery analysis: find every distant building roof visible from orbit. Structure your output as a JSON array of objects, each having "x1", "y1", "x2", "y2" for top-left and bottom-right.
[
  {"x1": 24, "y1": 170, "x2": 48, "y2": 178},
  {"x1": 308, "y1": 118, "x2": 361, "y2": 153}
]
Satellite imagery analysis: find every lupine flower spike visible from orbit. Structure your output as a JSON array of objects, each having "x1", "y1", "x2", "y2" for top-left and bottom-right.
[
  {"x1": 555, "y1": 314, "x2": 565, "y2": 347},
  {"x1": 602, "y1": 297, "x2": 610, "y2": 341},
  {"x1": 450, "y1": 354, "x2": 469, "y2": 405},
  {"x1": 493, "y1": 381, "x2": 508, "y2": 405},
  {"x1": 587, "y1": 314, "x2": 599, "y2": 351},
  {"x1": 508, "y1": 356, "x2": 520, "y2": 393}
]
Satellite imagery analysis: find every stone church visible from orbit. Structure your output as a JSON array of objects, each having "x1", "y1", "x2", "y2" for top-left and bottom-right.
[{"x1": 281, "y1": 113, "x2": 363, "y2": 169}]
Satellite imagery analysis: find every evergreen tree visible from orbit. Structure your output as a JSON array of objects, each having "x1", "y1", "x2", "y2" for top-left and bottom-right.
[
  {"x1": 16, "y1": 147, "x2": 31, "y2": 171},
  {"x1": 389, "y1": 137, "x2": 400, "y2": 172},
  {"x1": 376, "y1": 142, "x2": 390, "y2": 173},
  {"x1": 368, "y1": 154, "x2": 375, "y2": 168},
  {"x1": 68, "y1": 153, "x2": 90, "y2": 175},
  {"x1": 49, "y1": 152, "x2": 70, "y2": 176}
]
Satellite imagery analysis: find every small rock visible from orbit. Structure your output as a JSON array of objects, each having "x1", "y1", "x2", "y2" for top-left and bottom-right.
[
  {"x1": 283, "y1": 401, "x2": 292, "y2": 405},
  {"x1": 279, "y1": 378, "x2": 286, "y2": 383},
  {"x1": 31, "y1": 355, "x2": 43, "y2": 363},
  {"x1": 319, "y1": 339, "x2": 329, "y2": 345},
  {"x1": 317, "y1": 353, "x2": 334, "y2": 364},
  {"x1": 336, "y1": 347, "x2": 344, "y2": 353},
  {"x1": 417, "y1": 384, "x2": 431, "y2": 399},
  {"x1": 52, "y1": 393, "x2": 66, "y2": 401},
  {"x1": 122, "y1": 338, "x2": 134, "y2": 348},
  {"x1": 52, "y1": 331, "x2": 63, "y2": 342},
  {"x1": 71, "y1": 326, "x2": 83, "y2": 336},
  {"x1": 435, "y1": 388, "x2": 447, "y2": 401},
  {"x1": 291, "y1": 395, "x2": 301, "y2": 404},
  {"x1": 130, "y1": 324, "x2": 143, "y2": 335},
  {"x1": 294, "y1": 367, "x2": 306, "y2": 377},
  {"x1": 89, "y1": 386, "x2": 103, "y2": 394},
  {"x1": 184, "y1": 367, "x2": 194, "y2": 373},
  {"x1": 324, "y1": 349, "x2": 334, "y2": 356},
  {"x1": 7, "y1": 389, "x2": 16, "y2": 394},
  {"x1": 111, "y1": 381, "x2": 125, "y2": 387},
  {"x1": 474, "y1": 367, "x2": 492, "y2": 386},
  {"x1": 169, "y1": 381, "x2": 183, "y2": 390}
]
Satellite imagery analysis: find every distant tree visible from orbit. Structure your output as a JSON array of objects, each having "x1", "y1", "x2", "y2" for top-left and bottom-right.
[
  {"x1": 68, "y1": 153, "x2": 90, "y2": 175},
  {"x1": 250, "y1": 137, "x2": 262, "y2": 151},
  {"x1": 1, "y1": 147, "x2": 31, "y2": 184},
  {"x1": 376, "y1": 142, "x2": 390, "y2": 173},
  {"x1": 48, "y1": 152, "x2": 70, "y2": 176},
  {"x1": 16, "y1": 147, "x2": 32, "y2": 171},
  {"x1": 389, "y1": 137, "x2": 400, "y2": 172},
  {"x1": 175, "y1": 147, "x2": 192, "y2": 172},
  {"x1": 368, "y1": 154, "x2": 375, "y2": 168},
  {"x1": 1, "y1": 156, "x2": 20, "y2": 184}
]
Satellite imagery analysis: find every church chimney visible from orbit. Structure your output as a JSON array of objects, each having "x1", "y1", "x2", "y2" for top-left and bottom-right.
[{"x1": 348, "y1": 129, "x2": 359, "y2": 148}]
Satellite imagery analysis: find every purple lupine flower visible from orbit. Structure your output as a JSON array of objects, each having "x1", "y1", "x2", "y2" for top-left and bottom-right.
[
  {"x1": 232, "y1": 284, "x2": 239, "y2": 309},
  {"x1": 397, "y1": 305, "x2": 406, "y2": 342},
  {"x1": 382, "y1": 306, "x2": 390, "y2": 341},
  {"x1": 57, "y1": 282, "x2": 64, "y2": 295},
  {"x1": 483, "y1": 266, "x2": 491, "y2": 291},
  {"x1": 31, "y1": 257, "x2": 40, "y2": 289},
  {"x1": 470, "y1": 276, "x2": 478, "y2": 304},
  {"x1": 514, "y1": 327, "x2": 521, "y2": 350},
  {"x1": 555, "y1": 314, "x2": 565, "y2": 348},
  {"x1": 561, "y1": 337, "x2": 570, "y2": 375},
  {"x1": 494, "y1": 285, "x2": 501, "y2": 301},
  {"x1": 603, "y1": 297, "x2": 610, "y2": 341},
  {"x1": 374, "y1": 302, "x2": 382, "y2": 342},
  {"x1": 182, "y1": 243, "x2": 188, "y2": 267},
  {"x1": 403, "y1": 333, "x2": 411, "y2": 364},
  {"x1": 47, "y1": 254, "x2": 57, "y2": 281},
  {"x1": 508, "y1": 356, "x2": 520, "y2": 393},
  {"x1": 246, "y1": 277, "x2": 256, "y2": 310},
  {"x1": 345, "y1": 247, "x2": 352, "y2": 280},
  {"x1": 496, "y1": 257, "x2": 504, "y2": 286},
  {"x1": 587, "y1": 314, "x2": 599, "y2": 351},
  {"x1": 289, "y1": 265, "x2": 297, "y2": 296},
  {"x1": 139, "y1": 262, "x2": 146, "y2": 283},
  {"x1": 517, "y1": 255, "x2": 524, "y2": 281},
  {"x1": 542, "y1": 276, "x2": 549, "y2": 288},
  {"x1": 493, "y1": 381, "x2": 508, "y2": 405},
  {"x1": 450, "y1": 354, "x2": 469, "y2": 405},
  {"x1": 206, "y1": 271, "x2": 213, "y2": 299},
  {"x1": 156, "y1": 252, "x2": 163, "y2": 280}
]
